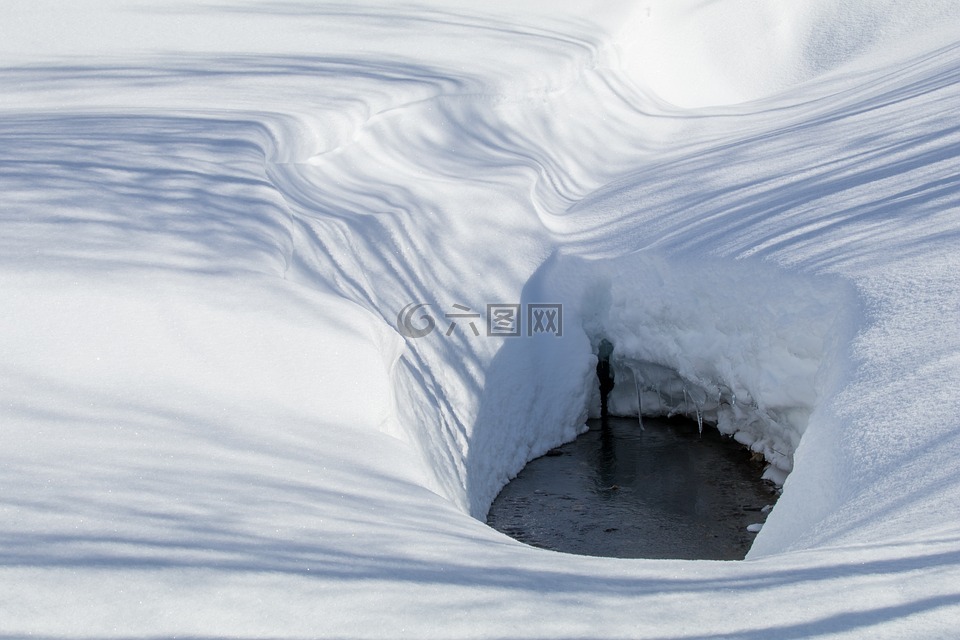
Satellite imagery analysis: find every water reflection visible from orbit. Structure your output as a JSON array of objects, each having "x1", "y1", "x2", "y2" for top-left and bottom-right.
[{"x1": 486, "y1": 416, "x2": 777, "y2": 560}]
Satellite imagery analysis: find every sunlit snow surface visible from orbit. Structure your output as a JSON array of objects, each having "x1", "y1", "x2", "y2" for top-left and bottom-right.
[{"x1": 2, "y1": 1, "x2": 960, "y2": 637}]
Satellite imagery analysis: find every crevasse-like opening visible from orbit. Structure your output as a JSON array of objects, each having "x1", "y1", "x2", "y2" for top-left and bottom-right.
[{"x1": 601, "y1": 355, "x2": 796, "y2": 484}]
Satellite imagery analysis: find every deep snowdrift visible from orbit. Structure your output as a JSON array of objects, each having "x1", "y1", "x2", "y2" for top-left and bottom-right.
[{"x1": 2, "y1": 1, "x2": 960, "y2": 638}]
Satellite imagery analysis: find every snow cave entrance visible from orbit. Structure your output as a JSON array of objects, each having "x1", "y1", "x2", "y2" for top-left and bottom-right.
[{"x1": 486, "y1": 340, "x2": 782, "y2": 560}]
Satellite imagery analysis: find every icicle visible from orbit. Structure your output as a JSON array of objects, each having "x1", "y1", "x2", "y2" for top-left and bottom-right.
[
  {"x1": 633, "y1": 369, "x2": 645, "y2": 431},
  {"x1": 718, "y1": 385, "x2": 736, "y2": 408},
  {"x1": 695, "y1": 389, "x2": 705, "y2": 435},
  {"x1": 684, "y1": 385, "x2": 702, "y2": 434}
]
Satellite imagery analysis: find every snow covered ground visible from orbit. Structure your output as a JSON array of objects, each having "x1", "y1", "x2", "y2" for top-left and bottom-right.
[{"x1": 2, "y1": 1, "x2": 960, "y2": 637}]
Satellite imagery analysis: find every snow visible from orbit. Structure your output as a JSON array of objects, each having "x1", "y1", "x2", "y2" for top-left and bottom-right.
[
  {"x1": 2, "y1": 0, "x2": 960, "y2": 637},
  {"x1": 548, "y1": 252, "x2": 856, "y2": 482}
]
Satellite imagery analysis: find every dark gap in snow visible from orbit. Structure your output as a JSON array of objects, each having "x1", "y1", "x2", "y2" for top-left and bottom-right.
[{"x1": 486, "y1": 415, "x2": 779, "y2": 560}]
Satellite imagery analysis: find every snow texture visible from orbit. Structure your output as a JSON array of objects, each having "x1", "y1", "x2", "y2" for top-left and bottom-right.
[{"x1": 2, "y1": 0, "x2": 960, "y2": 637}]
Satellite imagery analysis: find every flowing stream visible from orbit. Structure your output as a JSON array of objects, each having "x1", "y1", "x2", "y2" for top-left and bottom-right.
[{"x1": 487, "y1": 416, "x2": 779, "y2": 560}]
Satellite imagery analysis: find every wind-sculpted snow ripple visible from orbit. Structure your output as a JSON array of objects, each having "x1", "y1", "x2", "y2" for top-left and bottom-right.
[
  {"x1": 4, "y1": 1, "x2": 960, "y2": 636},
  {"x1": 261, "y1": 43, "x2": 675, "y2": 511}
]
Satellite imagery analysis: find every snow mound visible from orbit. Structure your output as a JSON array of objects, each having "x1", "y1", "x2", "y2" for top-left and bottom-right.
[{"x1": 616, "y1": 0, "x2": 960, "y2": 107}]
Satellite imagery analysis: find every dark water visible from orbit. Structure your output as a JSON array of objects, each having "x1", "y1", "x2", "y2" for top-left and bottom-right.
[{"x1": 486, "y1": 416, "x2": 779, "y2": 560}]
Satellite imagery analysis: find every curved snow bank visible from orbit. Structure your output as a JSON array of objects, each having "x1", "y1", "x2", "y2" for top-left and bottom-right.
[{"x1": 615, "y1": 0, "x2": 960, "y2": 107}]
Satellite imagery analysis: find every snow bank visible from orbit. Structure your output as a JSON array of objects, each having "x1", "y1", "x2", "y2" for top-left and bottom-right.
[{"x1": 3, "y1": 0, "x2": 960, "y2": 637}]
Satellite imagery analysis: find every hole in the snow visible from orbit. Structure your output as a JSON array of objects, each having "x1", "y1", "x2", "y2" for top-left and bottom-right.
[
  {"x1": 472, "y1": 254, "x2": 854, "y2": 557},
  {"x1": 486, "y1": 415, "x2": 779, "y2": 559}
]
